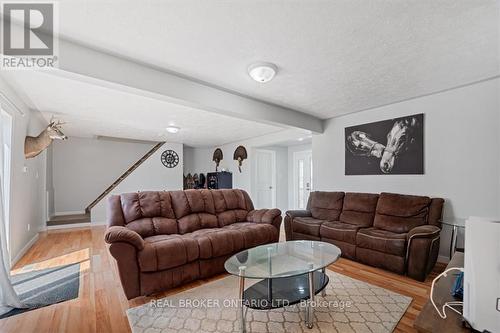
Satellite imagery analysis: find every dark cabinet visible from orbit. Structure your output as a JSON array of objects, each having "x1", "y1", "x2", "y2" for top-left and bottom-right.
[{"x1": 207, "y1": 172, "x2": 233, "y2": 189}]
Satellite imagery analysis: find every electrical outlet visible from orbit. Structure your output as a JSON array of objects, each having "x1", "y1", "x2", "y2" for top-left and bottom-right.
[{"x1": 27, "y1": 224, "x2": 30, "y2": 231}]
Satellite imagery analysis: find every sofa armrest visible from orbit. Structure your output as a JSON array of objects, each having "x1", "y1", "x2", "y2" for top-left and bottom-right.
[
  {"x1": 407, "y1": 225, "x2": 441, "y2": 240},
  {"x1": 105, "y1": 226, "x2": 145, "y2": 250},
  {"x1": 406, "y1": 225, "x2": 441, "y2": 281},
  {"x1": 285, "y1": 210, "x2": 312, "y2": 219},
  {"x1": 247, "y1": 209, "x2": 282, "y2": 223},
  {"x1": 284, "y1": 210, "x2": 312, "y2": 241},
  {"x1": 247, "y1": 209, "x2": 282, "y2": 234}
]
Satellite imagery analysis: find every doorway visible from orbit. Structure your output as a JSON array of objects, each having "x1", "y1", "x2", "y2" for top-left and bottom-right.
[
  {"x1": 254, "y1": 149, "x2": 276, "y2": 208},
  {"x1": 293, "y1": 150, "x2": 312, "y2": 209}
]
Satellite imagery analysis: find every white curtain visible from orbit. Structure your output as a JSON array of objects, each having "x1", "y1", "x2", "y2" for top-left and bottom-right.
[{"x1": 0, "y1": 115, "x2": 23, "y2": 316}]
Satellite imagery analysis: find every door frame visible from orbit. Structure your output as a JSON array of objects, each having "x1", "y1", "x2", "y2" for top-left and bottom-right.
[
  {"x1": 292, "y1": 149, "x2": 312, "y2": 210},
  {"x1": 253, "y1": 149, "x2": 277, "y2": 208},
  {"x1": 0, "y1": 106, "x2": 13, "y2": 251}
]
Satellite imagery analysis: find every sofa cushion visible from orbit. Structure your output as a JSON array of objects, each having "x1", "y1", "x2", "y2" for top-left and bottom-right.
[
  {"x1": 176, "y1": 213, "x2": 219, "y2": 234},
  {"x1": 308, "y1": 191, "x2": 344, "y2": 221},
  {"x1": 120, "y1": 191, "x2": 175, "y2": 223},
  {"x1": 170, "y1": 189, "x2": 216, "y2": 216},
  {"x1": 184, "y1": 228, "x2": 245, "y2": 259},
  {"x1": 356, "y1": 227, "x2": 407, "y2": 256},
  {"x1": 373, "y1": 192, "x2": 431, "y2": 233},
  {"x1": 216, "y1": 210, "x2": 248, "y2": 227},
  {"x1": 356, "y1": 247, "x2": 406, "y2": 275},
  {"x1": 118, "y1": 192, "x2": 177, "y2": 237},
  {"x1": 292, "y1": 217, "x2": 326, "y2": 237},
  {"x1": 212, "y1": 189, "x2": 250, "y2": 226},
  {"x1": 320, "y1": 221, "x2": 360, "y2": 244},
  {"x1": 126, "y1": 217, "x2": 178, "y2": 238},
  {"x1": 170, "y1": 190, "x2": 219, "y2": 234},
  {"x1": 222, "y1": 222, "x2": 279, "y2": 248},
  {"x1": 138, "y1": 234, "x2": 199, "y2": 272},
  {"x1": 339, "y1": 192, "x2": 379, "y2": 227}
]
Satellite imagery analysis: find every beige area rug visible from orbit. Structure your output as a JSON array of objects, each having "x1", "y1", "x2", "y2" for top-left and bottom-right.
[{"x1": 127, "y1": 270, "x2": 412, "y2": 333}]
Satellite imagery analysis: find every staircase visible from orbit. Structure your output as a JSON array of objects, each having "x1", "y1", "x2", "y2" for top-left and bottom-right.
[
  {"x1": 46, "y1": 142, "x2": 166, "y2": 228},
  {"x1": 85, "y1": 141, "x2": 166, "y2": 214},
  {"x1": 47, "y1": 212, "x2": 91, "y2": 227}
]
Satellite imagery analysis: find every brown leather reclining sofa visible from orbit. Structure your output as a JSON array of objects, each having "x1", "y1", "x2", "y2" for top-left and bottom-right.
[
  {"x1": 105, "y1": 189, "x2": 281, "y2": 299},
  {"x1": 285, "y1": 191, "x2": 444, "y2": 281}
]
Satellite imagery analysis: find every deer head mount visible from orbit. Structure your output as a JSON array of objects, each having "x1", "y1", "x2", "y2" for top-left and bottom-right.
[{"x1": 24, "y1": 118, "x2": 67, "y2": 159}]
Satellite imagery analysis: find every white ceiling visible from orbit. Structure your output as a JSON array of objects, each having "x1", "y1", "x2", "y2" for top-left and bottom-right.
[
  {"x1": 53, "y1": 0, "x2": 499, "y2": 119},
  {"x1": 1, "y1": 71, "x2": 286, "y2": 147},
  {"x1": 2, "y1": 1, "x2": 498, "y2": 146}
]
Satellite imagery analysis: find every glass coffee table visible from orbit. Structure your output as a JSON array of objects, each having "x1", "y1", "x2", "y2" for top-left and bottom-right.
[{"x1": 224, "y1": 240, "x2": 341, "y2": 332}]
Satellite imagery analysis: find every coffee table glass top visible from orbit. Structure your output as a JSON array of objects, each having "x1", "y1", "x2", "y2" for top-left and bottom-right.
[{"x1": 224, "y1": 240, "x2": 341, "y2": 279}]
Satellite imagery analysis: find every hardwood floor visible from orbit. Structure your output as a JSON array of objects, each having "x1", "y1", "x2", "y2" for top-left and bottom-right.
[{"x1": 0, "y1": 226, "x2": 445, "y2": 333}]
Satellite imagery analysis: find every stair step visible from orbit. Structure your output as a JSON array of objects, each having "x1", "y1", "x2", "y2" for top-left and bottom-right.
[
  {"x1": 47, "y1": 213, "x2": 91, "y2": 227},
  {"x1": 48, "y1": 213, "x2": 90, "y2": 222}
]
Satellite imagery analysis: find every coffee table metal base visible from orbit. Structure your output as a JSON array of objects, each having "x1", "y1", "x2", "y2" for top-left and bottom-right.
[{"x1": 238, "y1": 270, "x2": 328, "y2": 331}]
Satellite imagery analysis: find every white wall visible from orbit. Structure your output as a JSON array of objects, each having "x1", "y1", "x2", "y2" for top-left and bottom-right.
[
  {"x1": 91, "y1": 142, "x2": 184, "y2": 223},
  {"x1": 51, "y1": 137, "x2": 153, "y2": 214},
  {"x1": 183, "y1": 145, "x2": 195, "y2": 175},
  {"x1": 313, "y1": 78, "x2": 500, "y2": 259},
  {"x1": 0, "y1": 76, "x2": 47, "y2": 265}
]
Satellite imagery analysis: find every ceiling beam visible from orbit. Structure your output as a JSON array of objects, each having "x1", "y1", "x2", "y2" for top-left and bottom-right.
[{"x1": 49, "y1": 39, "x2": 323, "y2": 133}]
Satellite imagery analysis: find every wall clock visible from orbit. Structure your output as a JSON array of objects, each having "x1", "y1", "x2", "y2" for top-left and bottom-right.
[{"x1": 161, "y1": 150, "x2": 179, "y2": 168}]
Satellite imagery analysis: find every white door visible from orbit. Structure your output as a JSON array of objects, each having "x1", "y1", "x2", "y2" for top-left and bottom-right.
[
  {"x1": 254, "y1": 149, "x2": 276, "y2": 208},
  {"x1": 293, "y1": 150, "x2": 313, "y2": 209}
]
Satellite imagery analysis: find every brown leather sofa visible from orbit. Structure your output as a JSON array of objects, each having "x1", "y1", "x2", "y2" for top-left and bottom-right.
[
  {"x1": 105, "y1": 189, "x2": 281, "y2": 299},
  {"x1": 285, "y1": 191, "x2": 444, "y2": 281}
]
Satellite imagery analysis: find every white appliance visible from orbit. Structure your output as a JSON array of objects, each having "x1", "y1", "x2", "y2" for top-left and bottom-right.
[{"x1": 463, "y1": 217, "x2": 500, "y2": 332}]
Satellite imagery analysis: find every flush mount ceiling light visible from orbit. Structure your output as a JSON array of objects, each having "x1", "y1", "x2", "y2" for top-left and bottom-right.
[
  {"x1": 166, "y1": 126, "x2": 180, "y2": 134},
  {"x1": 248, "y1": 62, "x2": 277, "y2": 83},
  {"x1": 298, "y1": 134, "x2": 313, "y2": 141}
]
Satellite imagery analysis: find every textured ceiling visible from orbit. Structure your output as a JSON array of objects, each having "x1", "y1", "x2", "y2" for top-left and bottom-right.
[
  {"x1": 1, "y1": 71, "x2": 286, "y2": 147},
  {"x1": 53, "y1": 0, "x2": 499, "y2": 119}
]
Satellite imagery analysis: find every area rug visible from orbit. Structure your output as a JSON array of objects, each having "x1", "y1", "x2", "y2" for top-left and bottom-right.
[
  {"x1": 127, "y1": 270, "x2": 412, "y2": 333},
  {"x1": 0, "y1": 263, "x2": 80, "y2": 319}
]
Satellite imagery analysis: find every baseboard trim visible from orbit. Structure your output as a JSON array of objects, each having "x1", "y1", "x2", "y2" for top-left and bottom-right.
[
  {"x1": 46, "y1": 221, "x2": 106, "y2": 230},
  {"x1": 54, "y1": 210, "x2": 86, "y2": 216},
  {"x1": 11, "y1": 233, "x2": 39, "y2": 268}
]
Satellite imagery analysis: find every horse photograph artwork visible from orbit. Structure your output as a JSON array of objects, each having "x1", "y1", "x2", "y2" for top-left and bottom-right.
[{"x1": 345, "y1": 113, "x2": 424, "y2": 175}]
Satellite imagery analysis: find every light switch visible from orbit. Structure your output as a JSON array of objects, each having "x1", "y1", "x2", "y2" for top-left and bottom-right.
[
  {"x1": 497, "y1": 298, "x2": 500, "y2": 312},
  {"x1": 23, "y1": 166, "x2": 28, "y2": 173}
]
